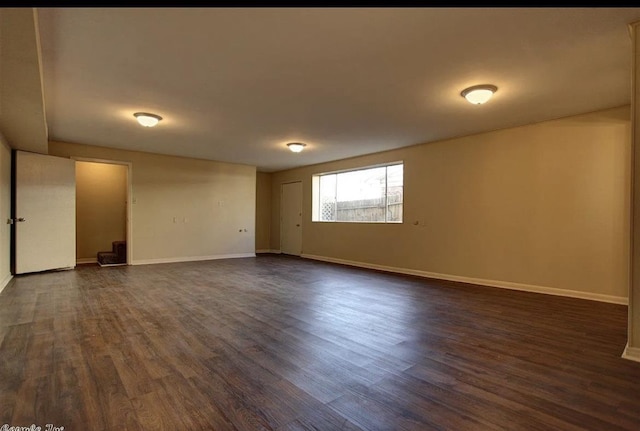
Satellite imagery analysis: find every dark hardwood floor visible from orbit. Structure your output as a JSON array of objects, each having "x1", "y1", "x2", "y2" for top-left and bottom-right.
[{"x1": 0, "y1": 254, "x2": 639, "y2": 430}]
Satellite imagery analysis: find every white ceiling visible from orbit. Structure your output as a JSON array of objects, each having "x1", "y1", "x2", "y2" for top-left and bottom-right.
[{"x1": 37, "y1": 8, "x2": 640, "y2": 172}]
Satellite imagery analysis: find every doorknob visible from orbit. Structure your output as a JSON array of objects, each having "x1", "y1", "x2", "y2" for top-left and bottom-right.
[
  {"x1": 6, "y1": 218, "x2": 26, "y2": 224},
  {"x1": 17, "y1": 218, "x2": 26, "y2": 222}
]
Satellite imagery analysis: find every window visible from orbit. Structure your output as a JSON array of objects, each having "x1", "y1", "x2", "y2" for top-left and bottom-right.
[{"x1": 312, "y1": 163, "x2": 403, "y2": 223}]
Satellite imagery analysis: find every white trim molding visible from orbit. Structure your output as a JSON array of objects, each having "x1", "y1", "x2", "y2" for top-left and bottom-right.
[
  {"x1": 72, "y1": 156, "x2": 133, "y2": 265},
  {"x1": 0, "y1": 273, "x2": 13, "y2": 295},
  {"x1": 256, "y1": 249, "x2": 282, "y2": 254},
  {"x1": 301, "y1": 254, "x2": 628, "y2": 305},
  {"x1": 132, "y1": 253, "x2": 256, "y2": 266},
  {"x1": 76, "y1": 258, "x2": 97, "y2": 264},
  {"x1": 622, "y1": 344, "x2": 640, "y2": 362}
]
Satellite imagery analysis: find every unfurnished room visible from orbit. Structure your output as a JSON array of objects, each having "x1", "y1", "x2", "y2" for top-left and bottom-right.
[{"x1": 1, "y1": 7, "x2": 640, "y2": 431}]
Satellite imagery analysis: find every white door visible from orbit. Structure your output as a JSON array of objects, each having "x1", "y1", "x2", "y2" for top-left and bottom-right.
[
  {"x1": 15, "y1": 151, "x2": 76, "y2": 274},
  {"x1": 281, "y1": 181, "x2": 302, "y2": 256}
]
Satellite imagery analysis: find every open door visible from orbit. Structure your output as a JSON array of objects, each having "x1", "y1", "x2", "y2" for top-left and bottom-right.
[
  {"x1": 13, "y1": 151, "x2": 76, "y2": 274},
  {"x1": 75, "y1": 160, "x2": 129, "y2": 266}
]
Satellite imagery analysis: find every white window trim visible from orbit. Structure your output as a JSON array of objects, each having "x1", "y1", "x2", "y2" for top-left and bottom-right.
[{"x1": 312, "y1": 161, "x2": 404, "y2": 224}]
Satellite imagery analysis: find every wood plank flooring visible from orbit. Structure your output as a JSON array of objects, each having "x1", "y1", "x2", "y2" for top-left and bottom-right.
[{"x1": 0, "y1": 254, "x2": 639, "y2": 430}]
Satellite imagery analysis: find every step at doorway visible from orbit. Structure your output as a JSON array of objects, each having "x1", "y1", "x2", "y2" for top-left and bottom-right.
[{"x1": 97, "y1": 240, "x2": 127, "y2": 267}]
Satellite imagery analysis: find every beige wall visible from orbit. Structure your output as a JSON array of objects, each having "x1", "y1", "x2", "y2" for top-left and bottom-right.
[
  {"x1": 0, "y1": 138, "x2": 11, "y2": 291},
  {"x1": 269, "y1": 106, "x2": 631, "y2": 301},
  {"x1": 0, "y1": 9, "x2": 49, "y2": 155},
  {"x1": 50, "y1": 141, "x2": 256, "y2": 264},
  {"x1": 255, "y1": 172, "x2": 272, "y2": 251},
  {"x1": 76, "y1": 161, "x2": 127, "y2": 261}
]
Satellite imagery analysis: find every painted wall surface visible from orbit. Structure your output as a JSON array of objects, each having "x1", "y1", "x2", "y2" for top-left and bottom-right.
[
  {"x1": 50, "y1": 141, "x2": 256, "y2": 263},
  {"x1": 0, "y1": 139, "x2": 11, "y2": 290},
  {"x1": 76, "y1": 161, "x2": 127, "y2": 261},
  {"x1": 255, "y1": 172, "x2": 272, "y2": 251},
  {"x1": 630, "y1": 23, "x2": 640, "y2": 349},
  {"x1": 0, "y1": 9, "x2": 49, "y2": 154},
  {"x1": 269, "y1": 107, "x2": 631, "y2": 300}
]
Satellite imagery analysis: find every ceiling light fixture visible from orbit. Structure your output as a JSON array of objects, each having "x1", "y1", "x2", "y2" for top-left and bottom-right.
[
  {"x1": 134, "y1": 112, "x2": 163, "y2": 127},
  {"x1": 287, "y1": 142, "x2": 306, "y2": 153},
  {"x1": 460, "y1": 84, "x2": 498, "y2": 105}
]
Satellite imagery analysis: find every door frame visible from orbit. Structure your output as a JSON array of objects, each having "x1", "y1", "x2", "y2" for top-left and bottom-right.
[
  {"x1": 72, "y1": 157, "x2": 133, "y2": 265},
  {"x1": 10, "y1": 150, "x2": 16, "y2": 274},
  {"x1": 280, "y1": 181, "x2": 303, "y2": 256}
]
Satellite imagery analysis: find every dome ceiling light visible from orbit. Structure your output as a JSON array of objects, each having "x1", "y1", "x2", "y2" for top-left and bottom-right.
[
  {"x1": 460, "y1": 84, "x2": 498, "y2": 105},
  {"x1": 134, "y1": 112, "x2": 163, "y2": 127},
  {"x1": 287, "y1": 142, "x2": 306, "y2": 153}
]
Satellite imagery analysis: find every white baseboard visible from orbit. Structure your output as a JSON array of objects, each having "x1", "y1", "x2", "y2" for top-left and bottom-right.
[
  {"x1": 301, "y1": 254, "x2": 628, "y2": 305},
  {"x1": 98, "y1": 262, "x2": 126, "y2": 267},
  {"x1": 622, "y1": 343, "x2": 640, "y2": 362},
  {"x1": 256, "y1": 249, "x2": 281, "y2": 254},
  {"x1": 131, "y1": 253, "x2": 256, "y2": 266},
  {"x1": 0, "y1": 273, "x2": 13, "y2": 295},
  {"x1": 76, "y1": 258, "x2": 97, "y2": 264}
]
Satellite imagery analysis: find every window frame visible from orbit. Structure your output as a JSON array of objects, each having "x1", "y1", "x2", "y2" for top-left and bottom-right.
[{"x1": 312, "y1": 161, "x2": 404, "y2": 224}]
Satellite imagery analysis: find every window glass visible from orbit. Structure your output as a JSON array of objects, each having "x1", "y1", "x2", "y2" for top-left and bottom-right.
[{"x1": 313, "y1": 163, "x2": 403, "y2": 223}]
